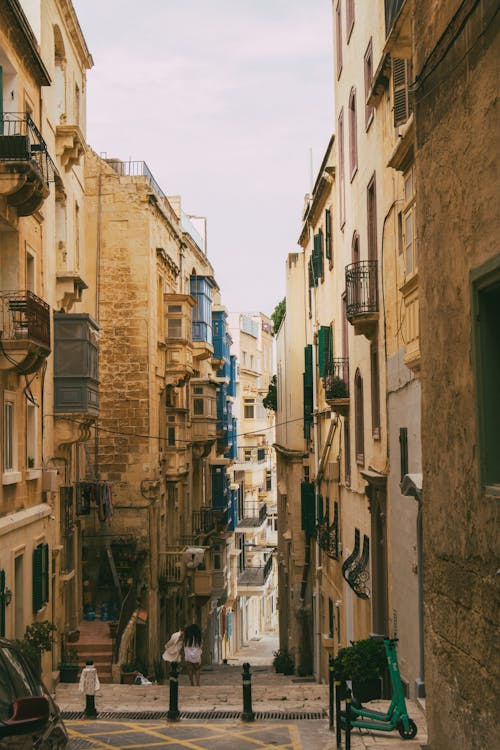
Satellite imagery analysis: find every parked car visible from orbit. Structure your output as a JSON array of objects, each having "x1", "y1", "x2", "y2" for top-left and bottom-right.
[{"x1": 0, "y1": 637, "x2": 68, "y2": 749}]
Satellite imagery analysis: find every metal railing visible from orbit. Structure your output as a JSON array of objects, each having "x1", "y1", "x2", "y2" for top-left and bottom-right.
[
  {"x1": 159, "y1": 550, "x2": 184, "y2": 583},
  {"x1": 238, "y1": 555, "x2": 273, "y2": 587},
  {"x1": 0, "y1": 290, "x2": 50, "y2": 347},
  {"x1": 345, "y1": 260, "x2": 379, "y2": 319},
  {"x1": 325, "y1": 358, "x2": 349, "y2": 400},
  {"x1": 192, "y1": 508, "x2": 224, "y2": 536},
  {"x1": 105, "y1": 159, "x2": 177, "y2": 226},
  {"x1": 0, "y1": 113, "x2": 57, "y2": 183}
]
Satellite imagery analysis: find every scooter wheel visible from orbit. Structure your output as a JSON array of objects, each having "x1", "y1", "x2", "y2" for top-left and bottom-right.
[{"x1": 398, "y1": 718, "x2": 418, "y2": 739}]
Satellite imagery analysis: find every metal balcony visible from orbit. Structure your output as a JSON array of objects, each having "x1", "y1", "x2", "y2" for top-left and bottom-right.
[
  {"x1": 345, "y1": 260, "x2": 379, "y2": 339},
  {"x1": 324, "y1": 358, "x2": 350, "y2": 414},
  {"x1": 192, "y1": 508, "x2": 225, "y2": 536},
  {"x1": 0, "y1": 113, "x2": 57, "y2": 216},
  {"x1": 0, "y1": 290, "x2": 51, "y2": 373},
  {"x1": 237, "y1": 555, "x2": 273, "y2": 591}
]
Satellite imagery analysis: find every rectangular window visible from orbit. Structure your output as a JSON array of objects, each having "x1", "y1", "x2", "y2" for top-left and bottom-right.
[
  {"x1": 193, "y1": 398, "x2": 204, "y2": 415},
  {"x1": 349, "y1": 89, "x2": 358, "y2": 178},
  {"x1": 402, "y1": 166, "x2": 417, "y2": 275},
  {"x1": 344, "y1": 420, "x2": 351, "y2": 485},
  {"x1": 244, "y1": 400, "x2": 255, "y2": 419},
  {"x1": 168, "y1": 427, "x2": 176, "y2": 446},
  {"x1": 338, "y1": 109, "x2": 345, "y2": 228},
  {"x1": 364, "y1": 39, "x2": 374, "y2": 128},
  {"x1": 32, "y1": 542, "x2": 49, "y2": 613},
  {"x1": 371, "y1": 343, "x2": 381, "y2": 438},
  {"x1": 168, "y1": 318, "x2": 182, "y2": 338},
  {"x1": 266, "y1": 469, "x2": 272, "y2": 491},
  {"x1": 190, "y1": 275, "x2": 213, "y2": 344},
  {"x1": 26, "y1": 403, "x2": 36, "y2": 468},
  {"x1": 399, "y1": 427, "x2": 408, "y2": 481},
  {"x1": 367, "y1": 173, "x2": 378, "y2": 261},
  {"x1": 335, "y1": 1, "x2": 342, "y2": 77},
  {"x1": 4, "y1": 401, "x2": 14, "y2": 471},
  {"x1": 472, "y1": 259, "x2": 500, "y2": 492}
]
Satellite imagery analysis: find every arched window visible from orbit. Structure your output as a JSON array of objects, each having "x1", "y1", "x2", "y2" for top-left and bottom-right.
[
  {"x1": 349, "y1": 87, "x2": 358, "y2": 179},
  {"x1": 354, "y1": 368, "x2": 364, "y2": 465}
]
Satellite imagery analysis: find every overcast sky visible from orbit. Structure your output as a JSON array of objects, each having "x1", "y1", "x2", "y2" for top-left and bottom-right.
[{"x1": 72, "y1": 0, "x2": 333, "y2": 317}]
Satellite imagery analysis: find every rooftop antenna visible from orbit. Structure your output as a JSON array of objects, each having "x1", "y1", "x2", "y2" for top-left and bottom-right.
[{"x1": 309, "y1": 147, "x2": 314, "y2": 194}]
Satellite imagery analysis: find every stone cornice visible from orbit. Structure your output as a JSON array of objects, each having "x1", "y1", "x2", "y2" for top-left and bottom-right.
[
  {"x1": 57, "y1": 0, "x2": 94, "y2": 69},
  {"x1": 2, "y1": 0, "x2": 51, "y2": 85}
]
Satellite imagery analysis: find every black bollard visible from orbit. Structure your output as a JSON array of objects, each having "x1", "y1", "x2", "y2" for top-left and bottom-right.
[
  {"x1": 167, "y1": 661, "x2": 180, "y2": 722},
  {"x1": 345, "y1": 688, "x2": 352, "y2": 750},
  {"x1": 241, "y1": 662, "x2": 255, "y2": 722},
  {"x1": 85, "y1": 694, "x2": 97, "y2": 719},
  {"x1": 329, "y1": 656, "x2": 334, "y2": 731},
  {"x1": 335, "y1": 680, "x2": 342, "y2": 748}
]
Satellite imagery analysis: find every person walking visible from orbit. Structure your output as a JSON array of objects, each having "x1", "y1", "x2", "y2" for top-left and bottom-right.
[
  {"x1": 184, "y1": 623, "x2": 202, "y2": 686},
  {"x1": 79, "y1": 659, "x2": 100, "y2": 719},
  {"x1": 162, "y1": 626, "x2": 184, "y2": 672}
]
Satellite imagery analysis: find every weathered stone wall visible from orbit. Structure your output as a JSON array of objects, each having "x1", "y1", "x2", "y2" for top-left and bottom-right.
[{"x1": 415, "y1": 2, "x2": 499, "y2": 747}]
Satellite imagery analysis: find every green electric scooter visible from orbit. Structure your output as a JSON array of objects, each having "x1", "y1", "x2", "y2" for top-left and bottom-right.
[{"x1": 342, "y1": 636, "x2": 418, "y2": 740}]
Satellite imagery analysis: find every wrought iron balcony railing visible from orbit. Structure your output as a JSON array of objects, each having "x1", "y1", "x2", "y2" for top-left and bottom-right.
[
  {"x1": 316, "y1": 503, "x2": 339, "y2": 560},
  {"x1": 0, "y1": 290, "x2": 50, "y2": 348},
  {"x1": 342, "y1": 528, "x2": 370, "y2": 599},
  {"x1": 192, "y1": 508, "x2": 225, "y2": 536},
  {"x1": 324, "y1": 358, "x2": 349, "y2": 400},
  {"x1": 238, "y1": 555, "x2": 273, "y2": 587},
  {"x1": 345, "y1": 260, "x2": 379, "y2": 320},
  {"x1": 0, "y1": 113, "x2": 57, "y2": 184}
]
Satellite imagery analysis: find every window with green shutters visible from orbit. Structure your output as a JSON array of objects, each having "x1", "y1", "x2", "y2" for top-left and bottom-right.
[
  {"x1": 33, "y1": 543, "x2": 49, "y2": 613},
  {"x1": 318, "y1": 325, "x2": 333, "y2": 378},
  {"x1": 303, "y1": 345, "x2": 313, "y2": 439},
  {"x1": 301, "y1": 480, "x2": 316, "y2": 535},
  {"x1": 310, "y1": 232, "x2": 324, "y2": 286}
]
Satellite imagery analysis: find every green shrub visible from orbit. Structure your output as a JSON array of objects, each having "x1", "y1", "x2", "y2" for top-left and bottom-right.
[
  {"x1": 272, "y1": 648, "x2": 294, "y2": 675},
  {"x1": 332, "y1": 638, "x2": 385, "y2": 682}
]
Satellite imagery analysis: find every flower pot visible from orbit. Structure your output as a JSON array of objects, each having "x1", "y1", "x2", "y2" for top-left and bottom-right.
[{"x1": 59, "y1": 663, "x2": 80, "y2": 683}]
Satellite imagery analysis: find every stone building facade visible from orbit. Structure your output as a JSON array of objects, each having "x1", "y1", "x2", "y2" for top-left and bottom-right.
[
  {"x1": 0, "y1": 0, "x2": 93, "y2": 688},
  {"x1": 410, "y1": 0, "x2": 499, "y2": 747}
]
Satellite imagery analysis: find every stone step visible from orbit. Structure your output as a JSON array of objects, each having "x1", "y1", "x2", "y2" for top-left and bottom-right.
[{"x1": 77, "y1": 643, "x2": 113, "y2": 655}]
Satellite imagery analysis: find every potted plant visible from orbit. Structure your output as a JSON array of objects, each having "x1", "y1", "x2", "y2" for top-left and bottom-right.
[
  {"x1": 14, "y1": 620, "x2": 56, "y2": 677},
  {"x1": 272, "y1": 648, "x2": 295, "y2": 676},
  {"x1": 59, "y1": 646, "x2": 80, "y2": 683},
  {"x1": 120, "y1": 662, "x2": 138, "y2": 684},
  {"x1": 332, "y1": 638, "x2": 386, "y2": 702}
]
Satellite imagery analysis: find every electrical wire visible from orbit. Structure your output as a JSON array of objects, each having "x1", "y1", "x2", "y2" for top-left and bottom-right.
[{"x1": 42, "y1": 411, "x2": 307, "y2": 447}]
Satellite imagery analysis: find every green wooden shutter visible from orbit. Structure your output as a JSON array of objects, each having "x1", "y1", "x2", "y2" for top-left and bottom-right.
[
  {"x1": 325, "y1": 209, "x2": 332, "y2": 260},
  {"x1": 317, "y1": 494, "x2": 324, "y2": 521},
  {"x1": 311, "y1": 233, "x2": 323, "y2": 285},
  {"x1": 393, "y1": 58, "x2": 411, "y2": 127},
  {"x1": 301, "y1": 481, "x2": 315, "y2": 535},
  {"x1": 318, "y1": 326, "x2": 331, "y2": 378},
  {"x1": 303, "y1": 345, "x2": 313, "y2": 439},
  {"x1": 0, "y1": 570, "x2": 5, "y2": 637},
  {"x1": 33, "y1": 545, "x2": 43, "y2": 613},
  {"x1": 42, "y1": 543, "x2": 49, "y2": 605}
]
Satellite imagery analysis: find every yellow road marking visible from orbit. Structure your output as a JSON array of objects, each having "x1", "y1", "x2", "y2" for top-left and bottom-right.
[{"x1": 66, "y1": 720, "x2": 303, "y2": 749}]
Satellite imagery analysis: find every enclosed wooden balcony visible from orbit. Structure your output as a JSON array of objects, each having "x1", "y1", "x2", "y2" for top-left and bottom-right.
[
  {"x1": 0, "y1": 290, "x2": 50, "y2": 373},
  {"x1": 165, "y1": 293, "x2": 195, "y2": 385},
  {"x1": 0, "y1": 113, "x2": 56, "y2": 216},
  {"x1": 345, "y1": 260, "x2": 379, "y2": 339}
]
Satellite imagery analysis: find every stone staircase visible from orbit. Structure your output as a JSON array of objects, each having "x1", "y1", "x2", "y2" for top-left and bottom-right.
[{"x1": 73, "y1": 620, "x2": 114, "y2": 684}]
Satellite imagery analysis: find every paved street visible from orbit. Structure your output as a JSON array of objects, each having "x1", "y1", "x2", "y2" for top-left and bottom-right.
[{"x1": 59, "y1": 635, "x2": 427, "y2": 749}]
